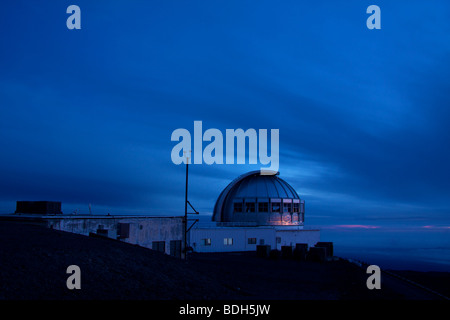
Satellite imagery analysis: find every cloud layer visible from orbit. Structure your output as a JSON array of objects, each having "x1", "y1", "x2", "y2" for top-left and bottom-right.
[{"x1": 0, "y1": 1, "x2": 449, "y2": 228}]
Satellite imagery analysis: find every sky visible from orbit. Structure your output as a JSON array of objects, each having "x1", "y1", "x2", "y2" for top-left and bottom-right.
[{"x1": 1, "y1": 0, "x2": 450, "y2": 243}]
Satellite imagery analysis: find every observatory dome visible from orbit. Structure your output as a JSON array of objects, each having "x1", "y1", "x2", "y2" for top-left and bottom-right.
[{"x1": 212, "y1": 171, "x2": 305, "y2": 226}]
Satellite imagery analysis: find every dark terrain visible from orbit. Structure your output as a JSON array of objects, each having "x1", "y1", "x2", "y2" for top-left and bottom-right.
[{"x1": 0, "y1": 221, "x2": 448, "y2": 300}]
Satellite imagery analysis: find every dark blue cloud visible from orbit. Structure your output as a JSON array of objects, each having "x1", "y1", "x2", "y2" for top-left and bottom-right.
[{"x1": 0, "y1": 0, "x2": 449, "y2": 230}]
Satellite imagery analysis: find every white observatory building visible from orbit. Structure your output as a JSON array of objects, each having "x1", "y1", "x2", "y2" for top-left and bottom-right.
[
  {"x1": 0, "y1": 170, "x2": 320, "y2": 258},
  {"x1": 190, "y1": 171, "x2": 320, "y2": 252}
]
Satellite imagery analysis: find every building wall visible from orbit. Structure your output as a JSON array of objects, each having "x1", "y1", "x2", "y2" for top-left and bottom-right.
[
  {"x1": 0, "y1": 213, "x2": 320, "y2": 257},
  {"x1": 190, "y1": 227, "x2": 275, "y2": 252},
  {"x1": 46, "y1": 216, "x2": 184, "y2": 257},
  {"x1": 275, "y1": 228, "x2": 321, "y2": 248},
  {"x1": 190, "y1": 226, "x2": 320, "y2": 253}
]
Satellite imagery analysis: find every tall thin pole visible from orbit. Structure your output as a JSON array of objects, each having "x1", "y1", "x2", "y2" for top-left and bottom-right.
[{"x1": 184, "y1": 151, "x2": 190, "y2": 260}]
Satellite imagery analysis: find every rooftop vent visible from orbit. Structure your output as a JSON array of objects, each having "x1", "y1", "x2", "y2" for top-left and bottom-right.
[{"x1": 15, "y1": 201, "x2": 62, "y2": 215}]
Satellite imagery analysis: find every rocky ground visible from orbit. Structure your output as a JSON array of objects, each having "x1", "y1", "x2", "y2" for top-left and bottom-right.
[{"x1": 0, "y1": 221, "x2": 448, "y2": 300}]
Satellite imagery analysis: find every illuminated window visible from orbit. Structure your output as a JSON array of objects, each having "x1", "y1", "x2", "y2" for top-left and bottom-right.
[
  {"x1": 245, "y1": 202, "x2": 255, "y2": 213},
  {"x1": 258, "y1": 202, "x2": 269, "y2": 212},
  {"x1": 271, "y1": 202, "x2": 281, "y2": 213},
  {"x1": 224, "y1": 238, "x2": 233, "y2": 246}
]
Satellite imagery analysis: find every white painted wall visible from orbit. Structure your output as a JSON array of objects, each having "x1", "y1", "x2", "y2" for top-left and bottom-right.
[
  {"x1": 46, "y1": 216, "x2": 184, "y2": 256},
  {"x1": 275, "y1": 228, "x2": 321, "y2": 249},
  {"x1": 190, "y1": 226, "x2": 320, "y2": 253}
]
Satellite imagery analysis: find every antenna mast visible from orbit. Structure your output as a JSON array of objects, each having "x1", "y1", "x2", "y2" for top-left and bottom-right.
[{"x1": 183, "y1": 150, "x2": 198, "y2": 260}]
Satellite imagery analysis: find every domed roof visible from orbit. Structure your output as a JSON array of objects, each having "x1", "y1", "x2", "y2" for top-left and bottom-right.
[
  {"x1": 212, "y1": 171, "x2": 305, "y2": 226},
  {"x1": 231, "y1": 174, "x2": 300, "y2": 199}
]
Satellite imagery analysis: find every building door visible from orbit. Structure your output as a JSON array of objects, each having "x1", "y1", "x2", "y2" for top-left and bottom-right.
[
  {"x1": 117, "y1": 223, "x2": 130, "y2": 239},
  {"x1": 170, "y1": 240, "x2": 182, "y2": 258}
]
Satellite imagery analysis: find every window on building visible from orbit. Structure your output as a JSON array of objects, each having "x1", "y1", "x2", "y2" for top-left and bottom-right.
[
  {"x1": 248, "y1": 238, "x2": 257, "y2": 244},
  {"x1": 283, "y1": 202, "x2": 292, "y2": 213},
  {"x1": 245, "y1": 202, "x2": 255, "y2": 213},
  {"x1": 271, "y1": 202, "x2": 281, "y2": 213},
  {"x1": 258, "y1": 202, "x2": 269, "y2": 212},
  {"x1": 201, "y1": 238, "x2": 211, "y2": 246},
  {"x1": 224, "y1": 238, "x2": 233, "y2": 246},
  {"x1": 117, "y1": 223, "x2": 130, "y2": 239},
  {"x1": 293, "y1": 202, "x2": 300, "y2": 213},
  {"x1": 152, "y1": 241, "x2": 165, "y2": 253},
  {"x1": 276, "y1": 237, "x2": 281, "y2": 244},
  {"x1": 234, "y1": 202, "x2": 243, "y2": 213}
]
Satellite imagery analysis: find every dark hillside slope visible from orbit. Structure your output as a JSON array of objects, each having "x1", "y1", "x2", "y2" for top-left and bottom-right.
[
  {"x1": 0, "y1": 221, "x2": 235, "y2": 300},
  {"x1": 0, "y1": 221, "x2": 447, "y2": 300}
]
